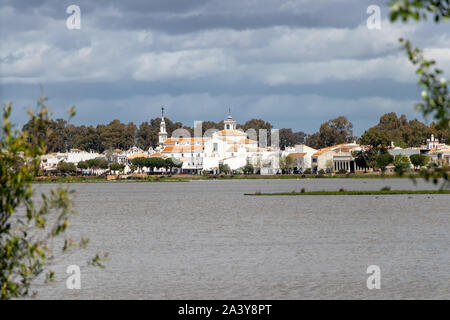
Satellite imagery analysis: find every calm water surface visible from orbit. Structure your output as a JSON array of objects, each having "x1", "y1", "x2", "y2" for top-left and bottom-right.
[{"x1": 32, "y1": 179, "x2": 449, "y2": 299}]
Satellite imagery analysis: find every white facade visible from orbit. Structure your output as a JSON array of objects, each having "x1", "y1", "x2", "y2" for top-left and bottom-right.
[
  {"x1": 159, "y1": 112, "x2": 281, "y2": 174},
  {"x1": 40, "y1": 149, "x2": 103, "y2": 171}
]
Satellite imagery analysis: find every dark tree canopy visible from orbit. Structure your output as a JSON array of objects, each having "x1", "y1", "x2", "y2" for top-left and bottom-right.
[
  {"x1": 306, "y1": 116, "x2": 354, "y2": 149},
  {"x1": 364, "y1": 112, "x2": 434, "y2": 148}
]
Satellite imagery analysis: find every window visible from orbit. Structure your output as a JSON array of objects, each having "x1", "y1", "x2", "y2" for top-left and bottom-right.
[
  {"x1": 226, "y1": 124, "x2": 230, "y2": 130},
  {"x1": 213, "y1": 143, "x2": 218, "y2": 152}
]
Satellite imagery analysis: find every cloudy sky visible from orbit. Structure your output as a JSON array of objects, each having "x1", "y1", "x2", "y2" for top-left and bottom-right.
[{"x1": 1, "y1": 0, "x2": 449, "y2": 135}]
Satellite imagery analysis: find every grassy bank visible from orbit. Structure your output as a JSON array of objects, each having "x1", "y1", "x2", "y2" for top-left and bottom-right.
[
  {"x1": 246, "y1": 189, "x2": 450, "y2": 196},
  {"x1": 33, "y1": 176, "x2": 188, "y2": 183},
  {"x1": 35, "y1": 174, "x2": 426, "y2": 183},
  {"x1": 34, "y1": 173, "x2": 424, "y2": 183}
]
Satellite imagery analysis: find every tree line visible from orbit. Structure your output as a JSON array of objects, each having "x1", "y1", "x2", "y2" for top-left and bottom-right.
[{"x1": 23, "y1": 112, "x2": 448, "y2": 154}]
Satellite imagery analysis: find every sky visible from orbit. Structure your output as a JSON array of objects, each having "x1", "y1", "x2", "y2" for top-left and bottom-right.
[{"x1": 1, "y1": 0, "x2": 449, "y2": 135}]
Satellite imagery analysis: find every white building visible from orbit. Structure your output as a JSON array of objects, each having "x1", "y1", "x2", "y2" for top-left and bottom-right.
[
  {"x1": 159, "y1": 111, "x2": 281, "y2": 174},
  {"x1": 40, "y1": 149, "x2": 103, "y2": 172},
  {"x1": 311, "y1": 143, "x2": 364, "y2": 173}
]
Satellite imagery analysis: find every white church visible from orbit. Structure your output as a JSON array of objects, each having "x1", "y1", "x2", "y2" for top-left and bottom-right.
[{"x1": 154, "y1": 108, "x2": 282, "y2": 174}]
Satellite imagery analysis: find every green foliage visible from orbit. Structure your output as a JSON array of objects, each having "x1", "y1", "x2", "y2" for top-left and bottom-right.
[
  {"x1": 148, "y1": 157, "x2": 166, "y2": 171},
  {"x1": 306, "y1": 116, "x2": 354, "y2": 149},
  {"x1": 337, "y1": 169, "x2": 347, "y2": 174},
  {"x1": 77, "y1": 161, "x2": 88, "y2": 170},
  {"x1": 389, "y1": 0, "x2": 449, "y2": 187},
  {"x1": 318, "y1": 169, "x2": 325, "y2": 175},
  {"x1": 131, "y1": 157, "x2": 168, "y2": 172},
  {"x1": 57, "y1": 161, "x2": 77, "y2": 175},
  {"x1": 409, "y1": 153, "x2": 430, "y2": 169},
  {"x1": 219, "y1": 163, "x2": 231, "y2": 174},
  {"x1": 400, "y1": 39, "x2": 449, "y2": 129},
  {"x1": 279, "y1": 155, "x2": 295, "y2": 174},
  {"x1": 109, "y1": 162, "x2": 125, "y2": 172},
  {"x1": 241, "y1": 163, "x2": 254, "y2": 175},
  {"x1": 352, "y1": 150, "x2": 370, "y2": 171},
  {"x1": 166, "y1": 157, "x2": 182, "y2": 170},
  {"x1": 278, "y1": 128, "x2": 306, "y2": 150},
  {"x1": 360, "y1": 127, "x2": 391, "y2": 151},
  {"x1": 389, "y1": 0, "x2": 449, "y2": 23},
  {"x1": 85, "y1": 158, "x2": 109, "y2": 170},
  {"x1": 393, "y1": 155, "x2": 411, "y2": 175},
  {"x1": 1, "y1": 97, "x2": 105, "y2": 300},
  {"x1": 376, "y1": 153, "x2": 394, "y2": 172},
  {"x1": 364, "y1": 112, "x2": 433, "y2": 148}
]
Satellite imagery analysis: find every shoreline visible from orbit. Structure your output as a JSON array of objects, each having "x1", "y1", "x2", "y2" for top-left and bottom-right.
[{"x1": 32, "y1": 173, "x2": 425, "y2": 183}]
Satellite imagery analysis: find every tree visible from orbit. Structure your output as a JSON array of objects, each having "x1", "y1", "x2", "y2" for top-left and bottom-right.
[
  {"x1": 376, "y1": 153, "x2": 394, "y2": 173},
  {"x1": 77, "y1": 161, "x2": 88, "y2": 170},
  {"x1": 57, "y1": 161, "x2": 77, "y2": 175},
  {"x1": 219, "y1": 164, "x2": 231, "y2": 174},
  {"x1": 163, "y1": 157, "x2": 182, "y2": 173},
  {"x1": 410, "y1": 154, "x2": 430, "y2": 170},
  {"x1": 85, "y1": 158, "x2": 109, "y2": 175},
  {"x1": 238, "y1": 119, "x2": 273, "y2": 133},
  {"x1": 279, "y1": 128, "x2": 306, "y2": 150},
  {"x1": 131, "y1": 157, "x2": 147, "y2": 173},
  {"x1": 305, "y1": 132, "x2": 321, "y2": 149},
  {"x1": 279, "y1": 155, "x2": 295, "y2": 174},
  {"x1": 360, "y1": 127, "x2": 390, "y2": 152},
  {"x1": 1, "y1": 97, "x2": 104, "y2": 300},
  {"x1": 363, "y1": 112, "x2": 432, "y2": 148},
  {"x1": 241, "y1": 163, "x2": 254, "y2": 175},
  {"x1": 306, "y1": 116, "x2": 354, "y2": 149},
  {"x1": 110, "y1": 162, "x2": 125, "y2": 173},
  {"x1": 136, "y1": 121, "x2": 158, "y2": 150},
  {"x1": 352, "y1": 150, "x2": 370, "y2": 172},
  {"x1": 147, "y1": 157, "x2": 166, "y2": 172},
  {"x1": 393, "y1": 155, "x2": 411, "y2": 175}
]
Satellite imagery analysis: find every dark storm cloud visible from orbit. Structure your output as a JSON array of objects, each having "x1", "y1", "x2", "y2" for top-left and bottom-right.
[
  {"x1": 3, "y1": 0, "x2": 384, "y2": 33},
  {"x1": 1, "y1": 0, "x2": 448, "y2": 135}
]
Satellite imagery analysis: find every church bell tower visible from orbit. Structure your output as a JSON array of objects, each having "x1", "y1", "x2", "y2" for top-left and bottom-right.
[
  {"x1": 224, "y1": 108, "x2": 236, "y2": 131},
  {"x1": 158, "y1": 107, "x2": 168, "y2": 145}
]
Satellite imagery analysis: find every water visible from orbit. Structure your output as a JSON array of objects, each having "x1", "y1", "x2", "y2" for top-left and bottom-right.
[{"x1": 31, "y1": 179, "x2": 449, "y2": 299}]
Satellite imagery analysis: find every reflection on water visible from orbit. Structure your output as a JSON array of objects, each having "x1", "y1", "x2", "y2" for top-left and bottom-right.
[{"x1": 32, "y1": 179, "x2": 449, "y2": 299}]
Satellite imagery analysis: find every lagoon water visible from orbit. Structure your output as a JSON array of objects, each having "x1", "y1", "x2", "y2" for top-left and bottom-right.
[{"x1": 32, "y1": 179, "x2": 449, "y2": 299}]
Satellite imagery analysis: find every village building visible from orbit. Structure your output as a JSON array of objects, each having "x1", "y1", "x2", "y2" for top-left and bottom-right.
[
  {"x1": 40, "y1": 149, "x2": 103, "y2": 172},
  {"x1": 158, "y1": 109, "x2": 281, "y2": 174},
  {"x1": 311, "y1": 143, "x2": 364, "y2": 173},
  {"x1": 284, "y1": 144, "x2": 317, "y2": 173}
]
